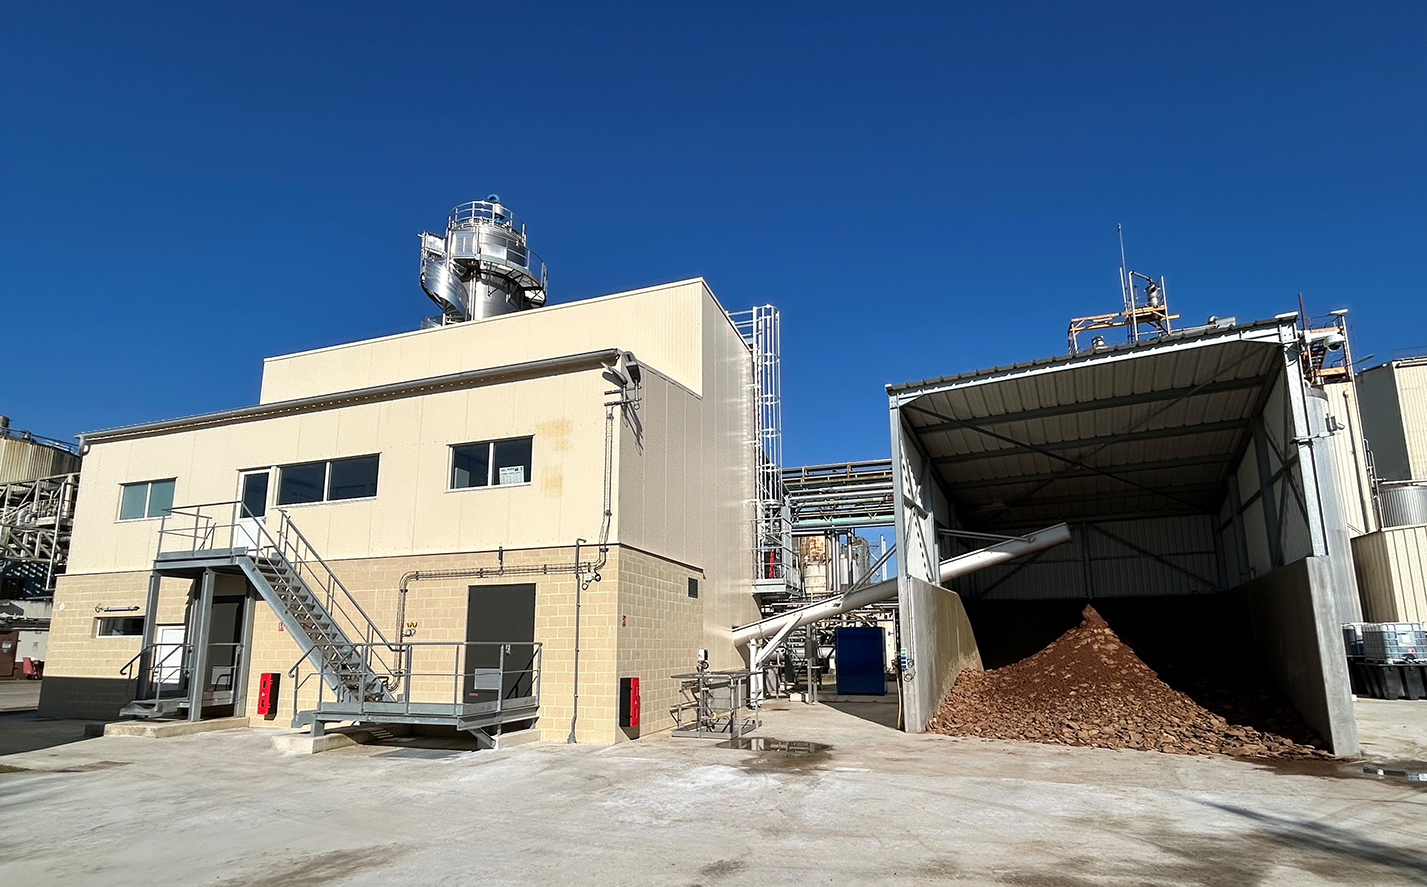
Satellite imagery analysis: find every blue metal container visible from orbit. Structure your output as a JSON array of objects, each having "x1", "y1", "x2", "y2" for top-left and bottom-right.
[{"x1": 835, "y1": 626, "x2": 887, "y2": 695}]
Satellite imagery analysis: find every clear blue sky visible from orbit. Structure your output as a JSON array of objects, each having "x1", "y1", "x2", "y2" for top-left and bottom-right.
[{"x1": 3, "y1": 3, "x2": 1424, "y2": 467}]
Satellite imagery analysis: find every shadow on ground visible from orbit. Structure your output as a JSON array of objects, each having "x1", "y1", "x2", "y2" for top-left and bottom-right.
[{"x1": 0, "y1": 711, "x2": 110, "y2": 756}]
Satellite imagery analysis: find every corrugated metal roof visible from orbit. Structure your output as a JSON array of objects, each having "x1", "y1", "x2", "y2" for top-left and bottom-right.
[
  {"x1": 892, "y1": 319, "x2": 1291, "y2": 529},
  {"x1": 887, "y1": 316, "x2": 1287, "y2": 394}
]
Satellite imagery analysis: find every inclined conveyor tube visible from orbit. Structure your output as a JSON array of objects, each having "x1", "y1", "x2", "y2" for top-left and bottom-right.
[{"x1": 732, "y1": 522, "x2": 1072, "y2": 649}]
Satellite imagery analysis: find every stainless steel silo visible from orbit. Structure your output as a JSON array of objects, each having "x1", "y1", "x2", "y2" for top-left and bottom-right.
[
  {"x1": 419, "y1": 196, "x2": 548, "y2": 324},
  {"x1": 1380, "y1": 482, "x2": 1427, "y2": 528}
]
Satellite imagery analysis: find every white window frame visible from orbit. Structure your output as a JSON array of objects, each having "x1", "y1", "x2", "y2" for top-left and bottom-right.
[
  {"x1": 447, "y1": 436, "x2": 534, "y2": 492},
  {"x1": 116, "y1": 478, "x2": 176, "y2": 522},
  {"x1": 94, "y1": 615, "x2": 145, "y2": 638},
  {"x1": 276, "y1": 454, "x2": 381, "y2": 507}
]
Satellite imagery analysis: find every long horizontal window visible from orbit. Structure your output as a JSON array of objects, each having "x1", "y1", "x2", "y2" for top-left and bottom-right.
[
  {"x1": 451, "y1": 437, "x2": 532, "y2": 489},
  {"x1": 278, "y1": 455, "x2": 380, "y2": 505},
  {"x1": 96, "y1": 617, "x2": 144, "y2": 637},
  {"x1": 118, "y1": 479, "x2": 175, "y2": 520}
]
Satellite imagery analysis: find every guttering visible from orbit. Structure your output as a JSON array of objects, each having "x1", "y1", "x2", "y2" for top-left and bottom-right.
[{"x1": 78, "y1": 349, "x2": 623, "y2": 446}]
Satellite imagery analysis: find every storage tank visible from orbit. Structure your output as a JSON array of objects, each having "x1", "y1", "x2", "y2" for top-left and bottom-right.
[
  {"x1": 0, "y1": 417, "x2": 80, "y2": 484},
  {"x1": 419, "y1": 196, "x2": 548, "y2": 324},
  {"x1": 1380, "y1": 481, "x2": 1427, "y2": 528}
]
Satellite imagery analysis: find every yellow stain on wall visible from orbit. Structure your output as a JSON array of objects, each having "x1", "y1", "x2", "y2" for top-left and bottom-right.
[{"x1": 537, "y1": 418, "x2": 575, "y2": 451}]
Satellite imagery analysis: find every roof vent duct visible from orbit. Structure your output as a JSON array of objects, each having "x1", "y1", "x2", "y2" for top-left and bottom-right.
[{"x1": 419, "y1": 196, "x2": 548, "y2": 325}]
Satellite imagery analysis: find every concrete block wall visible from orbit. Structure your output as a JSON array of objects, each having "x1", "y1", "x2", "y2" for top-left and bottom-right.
[
  {"x1": 611, "y1": 547, "x2": 706, "y2": 737},
  {"x1": 239, "y1": 545, "x2": 622, "y2": 743},
  {"x1": 41, "y1": 572, "x2": 202, "y2": 719},
  {"x1": 43, "y1": 544, "x2": 746, "y2": 745}
]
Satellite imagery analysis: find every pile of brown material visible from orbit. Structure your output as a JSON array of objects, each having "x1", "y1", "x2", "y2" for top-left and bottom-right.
[{"x1": 927, "y1": 605, "x2": 1332, "y2": 759}]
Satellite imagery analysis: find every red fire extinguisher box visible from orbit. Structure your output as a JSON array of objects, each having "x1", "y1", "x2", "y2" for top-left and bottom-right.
[
  {"x1": 619, "y1": 676, "x2": 640, "y2": 729},
  {"x1": 256, "y1": 672, "x2": 280, "y2": 719}
]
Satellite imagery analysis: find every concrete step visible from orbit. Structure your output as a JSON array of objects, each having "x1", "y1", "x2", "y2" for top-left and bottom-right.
[
  {"x1": 105, "y1": 717, "x2": 250, "y2": 739},
  {"x1": 495, "y1": 725, "x2": 542, "y2": 748}
]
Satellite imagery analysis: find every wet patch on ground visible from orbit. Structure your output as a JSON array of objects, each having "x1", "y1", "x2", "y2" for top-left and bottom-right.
[
  {"x1": 1246, "y1": 754, "x2": 1427, "y2": 789},
  {"x1": 715, "y1": 737, "x2": 833, "y2": 771}
]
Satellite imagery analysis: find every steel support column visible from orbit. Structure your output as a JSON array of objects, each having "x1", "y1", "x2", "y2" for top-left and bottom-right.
[
  {"x1": 231, "y1": 590, "x2": 258, "y2": 718},
  {"x1": 136, "y1": 571, "x2": 162, "y2": 697},
  {"x1": 187, "y1": 569, "x2": 216, "y2": 722},
  {"x1": 1251, "y1": 416, "x2": 1283, "y2": 568},
  {"x1": 1227, "y1": 475, "x2": 1251, "y2": 584}
]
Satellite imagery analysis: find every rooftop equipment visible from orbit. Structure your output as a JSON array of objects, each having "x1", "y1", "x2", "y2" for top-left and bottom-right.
[
  {"x1": 1067, "y1": 225, "x2": 1178, "y2": 354},
  {"x1": 419, "y1": 196, "x2": 548, "y2": 325}
]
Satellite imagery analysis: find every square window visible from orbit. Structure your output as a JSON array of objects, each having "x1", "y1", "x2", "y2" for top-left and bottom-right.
[
  {"x1": 278, "y1": 462, "x2": 326, "y2": 505},
  {"x1": 451, "y1": 443, "x2": 491, "y2": 489},
  {"x1": 328, "y1": 455, "x2": 379, "y2": 500}
]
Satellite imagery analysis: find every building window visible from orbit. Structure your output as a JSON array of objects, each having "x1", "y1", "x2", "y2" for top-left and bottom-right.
[
  {"x1": 277, "y1": 455, "x2": 380, "y2": 506},
  {"x1": 688, "y1": 578, "x2": 699, "y2": 599},
  {"x1": 118, "y1": 479, "x2": 175, "y2": 521},
  {"x1": 96, "y1": 617, "x2": 144, "y2": 637},
  {"x1": 450, "y1": 437, "x2": 533, "y2": 489}
]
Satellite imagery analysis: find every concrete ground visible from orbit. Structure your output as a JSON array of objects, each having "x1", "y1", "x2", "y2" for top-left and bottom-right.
[
  {"x1": 1355, "y1": 697, "x2": 1427, "y2": 764},
  {"x1": 2, "y1": 701, "x2": 1426, "y2": 886}
]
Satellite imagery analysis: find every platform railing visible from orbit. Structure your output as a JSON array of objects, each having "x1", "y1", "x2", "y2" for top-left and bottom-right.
[
  {"x1": 119, "y1": 641, "x2": 245, "y2": 708},
  {"x1": 156, "y1": 500, "x2": 397, "y2": 692},
  {"x1": 288, "y1": 640, "x2": 542, "y2": 725}
]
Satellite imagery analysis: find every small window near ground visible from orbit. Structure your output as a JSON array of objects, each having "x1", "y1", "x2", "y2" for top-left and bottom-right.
[
  {"x1": 96, "y1": 617, "x2": 144, "y2": 637},
  {"x1": 688, "y1": 578, "x2": 699, "y2": 599},
  {"x1": 450, "y1": 437, "x2": 533, "y2": 489},
  {"x1": 118, "y1": 479, "x2": 176, "y2": 520},
  {"x1": 277, "y1": 456, "x2": 379, "y2": 505}
]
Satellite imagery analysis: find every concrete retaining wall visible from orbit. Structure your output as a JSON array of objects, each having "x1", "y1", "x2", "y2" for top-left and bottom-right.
[
  {"x1": 1235, "y1": 556, "x2": 1359, "y2": 755},
  {"x1": 899, "y1": 575, "x2": 982, "y2": 731}
]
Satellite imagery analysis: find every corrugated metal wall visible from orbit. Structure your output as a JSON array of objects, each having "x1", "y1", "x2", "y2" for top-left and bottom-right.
[
  {"x1": 1357, "y1": 363, "x2": 1410, "y2": 481},
  {"x1": 1323, "y1": 380, "x2": 1376, "y2": 536},
  {"x1": 1397, "y1": 362, "x2": 1427, "y2": 480},
  {"x1": 1351, "y1": 524, "x2": 1427, "y2": 622},
  {"x1": 0, "y1": 437, "x2": 80, "y2": 484},
  {"x1": 953, "y1": 515, "x2": 1221, "y2": 600}
]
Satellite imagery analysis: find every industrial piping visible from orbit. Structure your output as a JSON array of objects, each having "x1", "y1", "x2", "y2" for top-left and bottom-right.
[{"x1": 733, "y1": 522, "x2": 1072, "y2": 649}]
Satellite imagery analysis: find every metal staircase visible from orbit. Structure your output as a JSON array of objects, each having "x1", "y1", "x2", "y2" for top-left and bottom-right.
[
  {"x1": 239, "y1": 518, "x2": 395, "y2": 705},
  {"x1": 128, "y1": 501, "x2": 541, "y2": 743},
  {"x1": 151, "y1": 503, "x2": 396, "y2": 708}
]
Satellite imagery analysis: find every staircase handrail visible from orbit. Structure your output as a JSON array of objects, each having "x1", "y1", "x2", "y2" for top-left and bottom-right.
[
  {"x1": 271, "y1": 508, "x2": 393, "y2": 649},
  {"x1": 119, "y1": 642, "x2": 192, "y2": 680}
]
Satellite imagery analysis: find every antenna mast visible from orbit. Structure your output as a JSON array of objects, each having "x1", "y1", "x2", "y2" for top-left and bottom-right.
[{"x1": 1066, "y1": 224, "x2": 1178, "y2": 353}]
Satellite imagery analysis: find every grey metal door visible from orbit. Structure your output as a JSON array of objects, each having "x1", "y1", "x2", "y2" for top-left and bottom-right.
[{"x1": 465, "y1": 583, "x2": 536, "y2": 705}]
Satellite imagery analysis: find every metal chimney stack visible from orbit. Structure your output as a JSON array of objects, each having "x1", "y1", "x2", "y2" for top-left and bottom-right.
[{"x1": 419, "y1": 195, "x2": 548, "y2": 324}]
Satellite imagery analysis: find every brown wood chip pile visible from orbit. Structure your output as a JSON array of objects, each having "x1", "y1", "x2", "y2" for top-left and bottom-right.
[{"x1": 927, "y1": 605, "x2": 1333, "y2": 759}]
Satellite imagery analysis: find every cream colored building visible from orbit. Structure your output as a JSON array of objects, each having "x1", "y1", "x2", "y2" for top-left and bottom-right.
[
  {"x1": 39, "y1": 279, "x2": 761, "y2": 744},
  {"x1": 1358, "y1": 356, "x2": 1427, "y2": 482}
]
